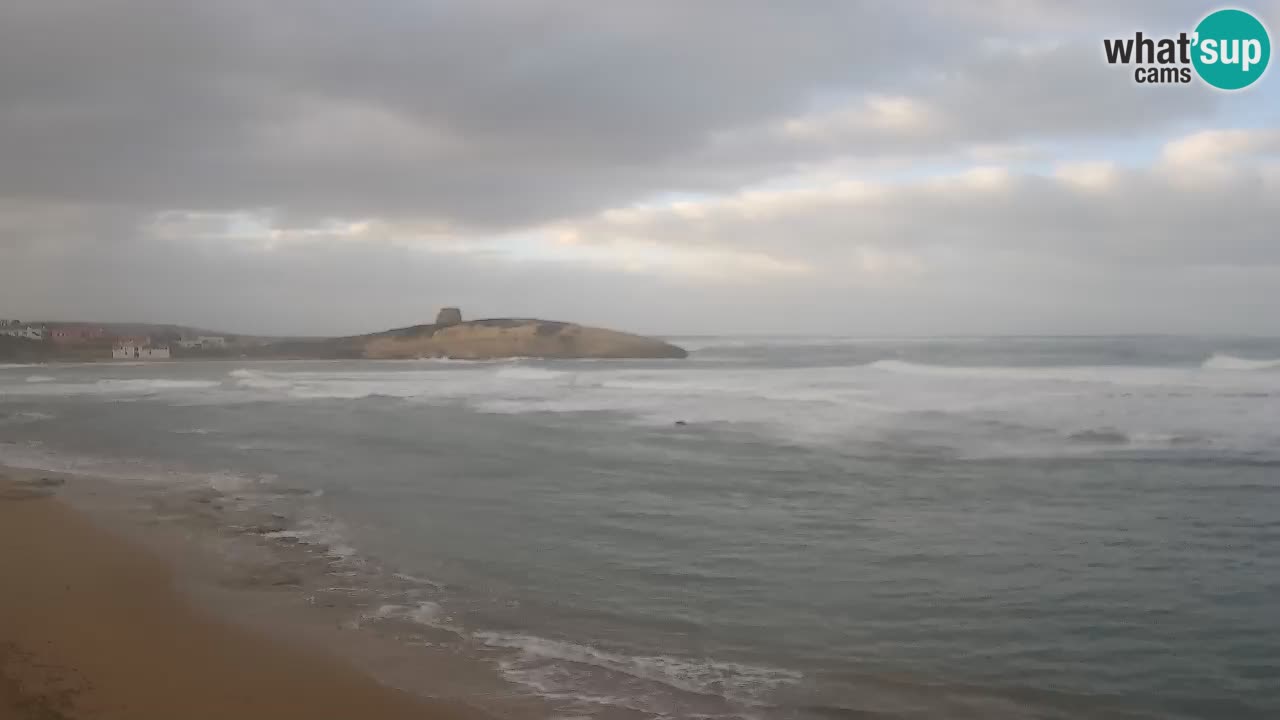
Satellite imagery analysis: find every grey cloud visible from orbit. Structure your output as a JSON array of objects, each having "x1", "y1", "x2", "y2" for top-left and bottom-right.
[
  {"x1": 0, "y1": 0, "x2": 962, "y2": 226},
  {"x1": 4, "y1": 189, "x2": 1280, "y2": 337},
  {"x1": 0, "y1": 206, "x2": 642, "y2": 335},
  {"x1": 702, "y1": 43, "x2": 1220, "y2": 170},
  {"x1": 0, "y1": 0, "x2": 1222, "y2": 229},
  {"x1": 563, "y1": 158, "x2": 1280, "y2": 271},
  {"x1": 1, "y1": 1, "x2": 1276, "y2": 335}
]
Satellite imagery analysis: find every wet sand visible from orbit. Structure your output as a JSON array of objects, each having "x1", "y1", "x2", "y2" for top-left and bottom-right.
[{"x1": 0, "y1": 467, "x2": 489, "y2": 720}]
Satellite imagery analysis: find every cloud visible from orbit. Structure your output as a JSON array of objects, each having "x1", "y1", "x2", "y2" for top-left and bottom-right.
[
  {"x1": 1160, "y1": 128, "x2": 1280, "y2": 166},
  {"x1": 1, "y1": 0, "x2": 971, "y2": 227},
  {"x1": 0, "y1": 0, "x2": 1221, "y2": 226},
  {"x1": 552, "y1": 126, "x2": 1280, "y2": 286},
  {"x1": 0, "y1": 1, "x2": 1276, "y2": 334}
]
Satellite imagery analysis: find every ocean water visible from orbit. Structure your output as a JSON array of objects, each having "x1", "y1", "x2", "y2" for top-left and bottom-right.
[{"x1": 2, "y1": 336, "x2": 1280, "y2": 719}]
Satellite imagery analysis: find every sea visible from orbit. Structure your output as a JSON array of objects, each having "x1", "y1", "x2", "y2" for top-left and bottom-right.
[{"x1": 2, "y1": 335, "x2": 1279, "y2": 719}]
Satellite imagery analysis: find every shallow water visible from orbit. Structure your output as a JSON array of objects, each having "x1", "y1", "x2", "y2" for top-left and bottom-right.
[{"x1": 3, "y1": 336, "x2": 1280, "y2": 718}]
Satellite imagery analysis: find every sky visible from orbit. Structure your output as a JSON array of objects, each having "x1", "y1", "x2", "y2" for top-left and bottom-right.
[{"x1": 1, "y1": 0, "x2": 1278, "y2": 337}]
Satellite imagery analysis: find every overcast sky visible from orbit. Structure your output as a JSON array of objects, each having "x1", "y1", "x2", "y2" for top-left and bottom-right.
[{"x1": 2, "y1": 1, "x2": 1278, "y2": 336}]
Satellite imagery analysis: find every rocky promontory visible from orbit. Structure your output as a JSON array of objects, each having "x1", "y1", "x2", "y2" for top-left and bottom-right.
[
  {"x1": 0, "y1": 310, "x2": 686, "y2": 363},
  {"x1": 358, "y1": 309, "x2": 687, "y2": 360}
]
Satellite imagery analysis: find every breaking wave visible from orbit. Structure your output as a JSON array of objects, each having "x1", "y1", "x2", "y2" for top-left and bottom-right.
[
  {"x1": 359, "y1": 601, "x2": 457, "y2": 633},
  {"x1": 477, "y1": 631, "x2": 801, "y2": 713},
  {"x1": 1202, "y1": 353, "x2": 1280, "y2": 371},
  {"x1": 864, "y1": 359, "x2": 1192, "y2": 385},
  {"x1": 491, "y1": 365, "x2": 568, "y2": 381},
  {"x1": 0, "y1": 377, "x2": 221, "y2": 397}
]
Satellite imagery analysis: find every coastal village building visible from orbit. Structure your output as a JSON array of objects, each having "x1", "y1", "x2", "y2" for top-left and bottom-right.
[
  {"x1": 112, "y1": 340, "x2": 171, "y2": 360},
  {"x1": 0, "y1": 321, "x2": 44, "y2": 340},
  {"x1": 177, "y1": 335, "x2": 227, "y2": 349},
  {"x1": 51, "y1": 325, "x2": 105, "y2": 344}
]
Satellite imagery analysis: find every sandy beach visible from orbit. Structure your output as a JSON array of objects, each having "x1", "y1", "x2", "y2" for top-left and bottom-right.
[{"x1": 0, "y1": 467, "x2": 486, "y2": 720}]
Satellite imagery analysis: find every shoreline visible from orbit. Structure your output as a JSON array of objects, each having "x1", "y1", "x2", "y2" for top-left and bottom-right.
[
  {"x1": 0, "y1": 466, "x2": 513, "y2": 720},
  {"x1": 0, "y1": 354, "x2": 691, "y2": 366}
]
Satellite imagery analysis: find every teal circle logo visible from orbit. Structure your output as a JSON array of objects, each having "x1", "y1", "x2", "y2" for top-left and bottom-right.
[{"x1": 1192, "y1": 9, "x2": 1270, "y2": 90}]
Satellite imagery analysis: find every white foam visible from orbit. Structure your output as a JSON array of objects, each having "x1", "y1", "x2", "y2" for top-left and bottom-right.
[
  {"x1": 392, "y1": 572, "x2": 444, "y2": 588},
  {"x1": 1202, "y1": 353, "x2": 1280, "y2": 371},
  {"x1": 1, "y1": 377, "x2": 220, "y2": 397},
  {"x1": 866, "y1": 359, "x2": 1193, "y2": 386},
  {"x1": 358, "y1": 601, "x2": 458, "y2": 633},
  {"x1": 24, "y1": 375, "x2": 54, "y2": 383},
  {"x1": 263, "y1": 514, "x2": 359, "y2": 561},
  {"x1": 408, "y1": 601, "x2": 446, "y2": 626},
  {"x1": 476, "y1": 631, "x2": 800, "y2": 705},
  {"x1": 7, "y1": 354, "x2": 1280, "y2": 460},
  {"x1": 203, "y1": 470, "x2": 268, "y2": 493},
  {"x1": 101, "y1": 378, "x2": 222, "y2": 392},
  {"x1": 228, "y1": 368, "x2": 293, "y2": 390},
  {"x1": 495, "y1": 661, "x2": 667, "y2": 715},
  {"x1": 492, "y1": 365, "x2": 568, "y2": 381}
]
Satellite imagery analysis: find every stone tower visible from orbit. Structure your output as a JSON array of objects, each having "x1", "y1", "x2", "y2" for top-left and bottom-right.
[{"x1": 435, "y1": 307, "x2": 462, "y2": 326}]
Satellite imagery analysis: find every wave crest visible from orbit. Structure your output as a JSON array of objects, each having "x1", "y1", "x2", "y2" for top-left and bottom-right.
[
  {"x1": 1202, "y1": 353, "x2": 1280, "y2": 371},
  {"x1": 477, "y1": 631, "x2": 800, "y2": 707}
]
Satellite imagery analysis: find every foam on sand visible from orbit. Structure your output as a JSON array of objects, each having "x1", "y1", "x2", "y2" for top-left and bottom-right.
[{"x1": 477, "y1": 631, "x2": 800, "y2": 713}]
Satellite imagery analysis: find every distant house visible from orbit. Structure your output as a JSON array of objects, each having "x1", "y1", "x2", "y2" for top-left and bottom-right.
[
  {"x1": 112, "y1": 341, "x2": 171, "y2": 360},
  {"x1": 51, "y1": 325, "x2": 105, "y2": 344},
  {"x1": 0, "y1": 323, "x2": 44, "y2": 340},
  {"x1": 177, "y1": 335, "x2": 227, "y2": 349}
]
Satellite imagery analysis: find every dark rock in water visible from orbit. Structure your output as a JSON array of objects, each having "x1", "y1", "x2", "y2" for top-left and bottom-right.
[
  {"x1": 674, "y1": 420, "x2": 688, "y2": 426},
  {"x1": 245, "y1": 519, "x2": 290, "y2": 535},
  {"x1": 1068, "y1": 429, "x2": 1129, "y2": 445}
]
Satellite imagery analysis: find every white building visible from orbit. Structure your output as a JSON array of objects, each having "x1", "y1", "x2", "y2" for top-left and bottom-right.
[
  {"x1": 113, "y1": 342, "x2": 171, "y2": 360},
  {"x1": 0, "y1": 325, "x2": 44, "y2": 340}
]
